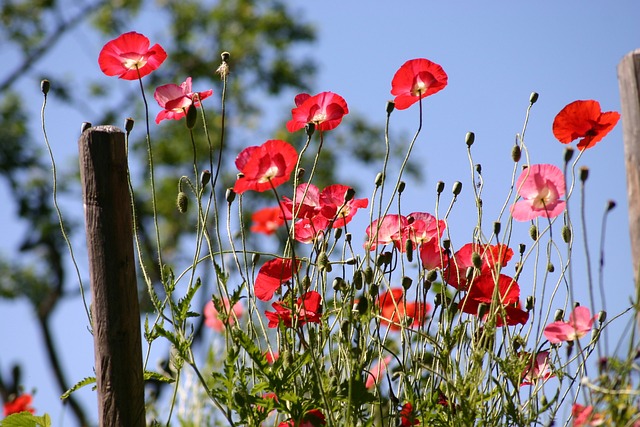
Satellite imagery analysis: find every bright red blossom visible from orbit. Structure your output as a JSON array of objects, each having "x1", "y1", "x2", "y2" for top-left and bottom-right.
[
  {"x1": 233, "y1": 140, "x2": 298, "y2": 194},
  {"x1": 153, "y1": 77, "x2": 213, "y2": 124},
  {"x1": 286, "y1": 92, "x2": 349, "y2": 132},
  {"x1": 553, "y1": 100, "x2": 620, "y2": 150},
  {"x1": 278, "y1": 408, "x2": 326, "y2": 427},
  {"x1": 265, "y1": 291, "x2": 323, "y2": 328},
  {"x1": 203, "y1": 298, "x2": 243, "y2": 332},
  {"x1": 511, "y1": 164, "x2": 566, "y2": 222},
  {"x1": 379, "y1": 288, "x2": 430, "y2": 331},
  {"x1": 3, "y1": 393, "x2": 35, "y2": 416},
  {"x1": 444, "y1": 243, "x2": 514, "y2": 290},
  {"x1": 250, "y1": 206, "x2": 285, "y2": 235},
  {"x1": 571, "y1": 403, "x2": 605, "y2": 426},
  {"x1": 98, "y1": 31, "x2": 167, "y2": 80},
  {"x1": 400, "y1": 402, "x2": 420, "y2": 426},
  {"x1": 391, "y1": 58, "x2": 448, "y2": 110},
  {"x1": 254, "y1": 257, "x2": 300, "y2": 301}
]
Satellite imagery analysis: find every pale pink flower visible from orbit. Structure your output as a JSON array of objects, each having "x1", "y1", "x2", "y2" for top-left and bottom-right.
[
  {"x1": 365, "y1": 356, "x2": 392, "y2": 389},
  {"x1": 521, "y1": 351, "x2": 554, "y2": 386},
  {"x1": 544, "y1": 306, "x2": 596, "y2": 344},
  {"x1": 511, "y1": 164, "x2": 566, "y2": 221},
  {"x1": 204, "y1": 298, "x2": 243, "y2": 332}
]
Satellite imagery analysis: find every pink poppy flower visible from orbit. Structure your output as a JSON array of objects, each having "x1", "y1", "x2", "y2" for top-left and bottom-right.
[
  {"x1": 520, "y1": 351, "x2": 554, "y2": 386},
  {"x1": 286, "y1": 92, "x2": 349, "y2": 132},
  {"x1": 572, "y1": 404, "x2": 604, "y2": 426},
  {"x1": 203, "y1": 298, "x2": 243, "y2": 332},
  {"x1": 281, "y1": 183, "x2": 322, "y2": 220},
  {"x1": 153, "y1": 77, "x2": 213, "y2": 124},
  {"x1": 365, "y1": 214, "x2": 407, "y2": 251},
  {"x1": 233, "y1": 140, "x2": 298, "y2": 194},
  {"x1": 391, "y1": 58, "x2": 448, "y2": 110},
  {"x1": 98, "y1": 31, "x2": 167, "y2": 80},
  {"x1": 365, "y1": 355, "x2": 392, "y2": 389},
  {"x1": 553, "y1": 100, "x2": 620, "y2": 151},
  {"x1": 3, "y1": 393, "x2": 35, "y2": 416},
  {"x1": 318, "y1": 184, "x2": 368, "y2": 228},
  {"x1": 254, "y1": 257, "x2": 300, "y2": 301},
  {"x1": 511, "y1": 164, "x2": 566, "y2": 222},
  {"x1": 544, "y1": 306, "x2": 596, "y2": 344},
  {"x1": 292, "y1": 215, "x2": 330, "y2": 244},
  {"x1": 265, "y1": 291, "x2": 323, "y2": 328}
]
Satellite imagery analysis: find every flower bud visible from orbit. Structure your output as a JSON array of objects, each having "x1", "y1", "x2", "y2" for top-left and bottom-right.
[
  {"x1": 386, "y1": 101, "x2": 395, "y2": 114},
  {"x1": 356, "y1": 297, "x2": 368, "y2": 314},
  {"x1": 564, "y1": 147, "x2": 574, "y2": 163},
  {"x1": 423, "y1": 278, "x2": 432, "y2": 292},
  {"x1": 529, "y1": 224, "x2": 538, "y2": 241},
  {"x1": 334, "y1": 228, "x2": 342, "y2": 240},
  {"x1": 452, "y1": 181, "x2": 462, "y2": 196},
  {"x1": 579, "y1": 166, "x2": 589, "y2": 182},
  {"x1": 352, "y1": 270, "x2": 363, "y2": 290},
  {"x1": 344, "y1": 187, "x2": 356, "y2": 203},
  {"x1": 436, "y1": 181, "x2": 445, "y2": 194},
  {"x1": 226, "y1": 188, "x2": 236, "y2": 204},
  {"x1": 252, "y1": 253, "x2": 260, "y2": 265},
  {"x1": 301, "y1": 275, "x2": 311, "y2": 291},
  {"x1": 442, "y1": 239, "x2": 451, "y2": 250},
  {"x1": 471, "y1": 252, "x2": 483, "y2": 269},
  {"x1": 606, "y1": 200, "x2": 616, "y2": 212},
  {"x1": 398, "y1": 181, "x2": 406, "y2": 194},
  {"x1": 465, "y1": 132, "x2": 475, "y2": 147},
  {"x1": 200, "y1": 170, "x2": 211, "y2": 187},
  {"x1": 525, "y1": 295, "x2": 535, "y2": 311},
  {"x1": 186, "y1": 105, "x2": 197, "y2": 129},
  {"x1": 529, "y1": 92, "x2": 539, "y2": 105},
  {"x1": 221, "y1": 51, "x2": 230, "y2": 61},
  {"x1": 598, "y1": 310, "x2": 607, "y2": 324},
  {"x1": 405, "y1": 239, "x2": 413, "y2": 262},
  {"x1": 375, "y1": 172, "x2": 384, "y2": 187},
  {"x1": 125, "y1": 117, "x2": 135, "y2": 133},
  {"x1": 519, "y1": 243, "x2": 526, "y2": 255},
  {"x1": 332, "y1": 277, "x2": 345, "y2": 291},
  {"x1": 364, "y1": 266, "x2": 373, "y2": 284},
  {"x1": 345, "y1": 232, "x2": 352, "y2": 243},
  {"x1": 465, "y1": 266, "x2": 475, "y2": 282},
  {"x1": 493, "y1": 221, "x2": 501, "y2": 235},
  {"x1": 554, "y1": 309, "x2": 564, "y2": 321},
  {"x1": 511, "y1": 145, "x2": 521, "y2": 162},
  {"x1": 305, "y1": 122, "x2": 315, "y2": 136},
  {"x1": 426, "y1": 269, "x2": 438, "y2": 283},
  {"x1": 318, "y1": 252, "x2": 331, "y2": 272},
  {"x1": 346, "y1": 257, "x2": 356, "y2": 265},
  {"x1": 41, "y1": 79, "x2": 50, "y2": 95},
  {"x1": 81, "y1": 122, "x2": 92, "y2": 133},
  {"x1": 547, "y1": 263, "x2": 555, "y2": 273},
  {"x1": 402, "y1": 276, "x2": 412, "y2": 290},
  {"x1": 475, "y1": 163, "x2": 482, "y2": 174},
  {"x1": 477, "y1": 303, "x2": 488, "y2": 318},
  {"x1": 176, "y1": 192, "x2": 189, "y2": 213},
  {"x1": 562, "y1": 225, "x2": 572, "y2": 243}
]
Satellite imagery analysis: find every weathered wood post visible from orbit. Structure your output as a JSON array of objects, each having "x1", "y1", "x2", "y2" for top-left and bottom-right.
[{"x1": 78, "y1": 125, "x2": 145, "y2": 426}]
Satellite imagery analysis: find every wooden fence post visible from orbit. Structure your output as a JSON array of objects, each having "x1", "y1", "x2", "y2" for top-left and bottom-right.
[{"x1": 78, "y1": 125, "x2": 145, "y2": 426}]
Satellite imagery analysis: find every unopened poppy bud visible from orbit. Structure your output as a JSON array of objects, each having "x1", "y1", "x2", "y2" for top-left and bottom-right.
[
  {"x1": 540, "y1": 395, "x2": 548, "y2": 408},
  {"x1": 579, "y1": 166, "x2": 589, "y2": 182},
  {"x1": 442, "y1": 239, "x2": 451, "y2": 250},
  {"x1": 519, "y1": 243, "x2": 526, "y2": 255},
  {"x1": 334, "y1": 228, "x2": 342, "y2": 240},
  {"x1": 493, "y1": 221, "x2": 501, "y2": 235},
  {"x1": 41, "y1": 79, "x2": 50, "y2": 95},
  {"x1": 465, "y1": 132, "x2": 475, "y2": 147},
  {"x1": 386, "y1": 101, "x2": 395, "y2": 114},
  {"x1": 511, "y1": 145, "x2": 521, "y2": 162},
  {"x1": 452, "y1": 181, "x2": 462, "y2": 196},
  {"x1": 564, "y1": 147, "x2": 575, "y2": 163},
  {"x1": 200, "y1": 170, "x2": 211, "y2": 187},
  {"x1": 376, "y1": 251, "x2": 392, "y2": 267},
  {"x1": 125, "y1": 117, "x2": 135, "y2": 133},
  {"x1": 547, "y1": 263, "x2": 555, "y2": 273},
  {"x1": 554, "y1": 309, "x2": 564, "y2": 321},
  {"x1": 471, "y1": 252, "x2": 483, "y2": 269},
  {"x1": 369, "y1": 283, "x2": 379, "y2": 298},
  {"x1": 332, "y1": 277, "x2": 345, "y2": 291},
  {"x1": 345, "y1": 232, "x2": 352, "y2": 243},
  {"x1": 436, "y1": 181, "x2": 445, "y2": 194},
  {"x1": 343, "y1": 187, "x2": 355, "y2": 203},
  {"x1": 402, "y1": 276, "x2": 412, "y2": 290},
  {"x1": 562, "y1": 225, "x2": 572, "y2": 243},
  {"x1": 364, "y1": 266, "x2": 373, "y2": 284},
  {"x1": 529, "y1": 224, "x2": 538, "y2": 241},
  {"x1": 598, "y1": 310, "x2": 607, "y2": 324},
  {"x1": 477, "y1": 303, "x2": 488, "y2": 318},
  {"x1": 81, "y1": 122, "x2": 92, "y2": 133},
  {"x1": 426, "y1": 269, "x2": 438, "y2": 283},
  {"x1": 226, "y1": 188, "x2": 236, "y2": 204},
  {"x1": 318, "y1": 252, "x2": 331, "y2": 272},
  {"x1": 525, "y1": 295, "x2": 535, "y2": 311},
  {"x1": 352, "y1": 270, "x2": 363, "y2": 290},
  {"x1": 221, "y1": 51, "x2": 230, "y2": 61},
  {"x1": 465, "y1": 266, "x2": 475, "y2": 282},
  {"x1": 405, "y1": 239, "x2": 413, "y2": 262},
  {"x1": 375, "y1": 172, "x2": 384, "y2": 187},
  {"x1": 398, "y1": 181, "x2": 406, "y2": 194},
  {"x1": 186, "y1": 105, "x2": 197, "y2": 129},
  {"x1": 252, "y1": 253, "x2": 260, "y2": 265},
  {"x1": 296, "y1": 167, "x2": 305, "y2": 182},
  {"x1": 475, "y1": 163, "x2": 482, "y2": 174},
  {"x1": 423, "y1": 278, "x2": 432, "y2": 292},
  {"x1": 606, "y1": 200, "x2": 616, "y2": 211},
  {"x1": 434, "y1": 293, "x2": 443, "y2": 307},
  {"x1": 356, "y1": 296, "x2": 368, "y2": 314},
  {"x1": 591, "y1": 327, "x2": 600, "y2": 342},
  {"x1": 346, "y1": 257, "x2": 356, "y2": 265},
  {"x1": 305, "y1": 122, "x2": 315, "y2": 136},
  {"x1": 176, "y1": 192, "x2": 189, "y2": 213},
  {"x1": 529, "y1": 92, "x2": 539, "y2": 105}
]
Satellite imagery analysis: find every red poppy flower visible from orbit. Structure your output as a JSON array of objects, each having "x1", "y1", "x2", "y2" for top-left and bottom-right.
[
  {"x1": 265, "y1": 291, "x2": 323, "y2": 328},
  {"x1": 400, "y1": 402, "x2": 420, "y2": 426},
  {"x1": 292, "y1": 215, "x2": 330, "y2": 244},
  {"x1": 379, "y1": 288, "x2": 430, "y2": 331},
  {"x1": 419, "y1": 239, "x2": 449, "y2": 271},
  {"x1": 286, "y1": 92, "x2": 349, "y2": 132},
  {"x1": 3, "y1": 393, "x2": 35, "y2": 416},
  {"x1": 278, "y1": 408, "x2": 326, "y2": 427},
  {"x1": 203, "y1": 298, "x2": 243, "y2": 332},
  {"x1": 233, "y1": 140, "x2": 298, "y2": 194},
  {"x1": 98, "y1": 31, "x2": 167, "y2": 80},
  {"x1": 391, "y1": 58, "x2": 448, "y2": 110},
  {"x1": 281, "y1": 183, "x2": 323, "y2": 220},
  {"x1": 254, "y1": 257, "x2": 300, "y2": 301},
  {"x1": 153, "y1": 77, "x2": 213, "y2": 124},
  {"x1": 318, "y1": 184, "x2": 368, "y2": 229},
  {"x1": 571, "y1": 403, "x2": 604, "y2": 426},
  {"x1": 458, "y1": 273, "x2": 520, "y2": 317},
  {"x1": 444, "y1": 243, "x2": 513, "y2": 290},
  {"x1": 251, "y1": 206, "x2": 285, "y2": 235},
  {"x1": 552, "y1": 100, "x2": 620, "y2": 150}
]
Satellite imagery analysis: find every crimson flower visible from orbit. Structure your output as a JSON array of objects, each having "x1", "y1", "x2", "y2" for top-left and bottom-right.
[
  {"x1": 153, "y1": 77, "x2": 213, "y2": 124},
  {"x1": 391, "y1": 58, "x2": 448, "y2": 110},
  {"x1": 365, "y1": 356, "x2": 392, "y2": 389},
  {"x1": 286, "y1": 92, "x2": 349, "y2": 132},
  {"x1": 544, "y1": 306, "x2": 596, "y2": 344},
  {"x1": 511, "y1": 164, "x2": 566, "y2": 222},
  {"x1": 458, "y1": 274, "x2": 526, "y2": 327},
  {"x1": 278, "y1": 408, "x2": 326, "y2": 427},
  {"x1": 444, "y1": 243, "x2": 513, "y2": 290},
  {"x1": 265, "y1": 291, "x2": 323, "y2": 328},
  {"x1": 571, "y1": 403, "x2": 604, "y2": 426},
  {"x1": 379, "y1": 288, "x2": 430, "y2": 331},
  {"x1": 552, "y1": 100, "x2": 620, "y2": 151},
  {"x1": 254, "y1": 257, "x2": 300, "y2": 301},
  {"x1": 3, "y1": 393, "x2": 35, "y2": 416},
  {"x1": 318, "y1": 184, "x2": 369, "y2": 228},
  {"x1": 419, "y1": 239, "x2": 449, "y2": 271},
  {"x1": 98, "y1": 31, "x2": 167, "y2": 80},
  {"x1": 520, "y1": 351, "x2": 554, "y2": 386},
  {"x1": 233, "y1": 140, "x2": 298, "y2": 194},
  {"x1": 251, "y1": 206, "x2": 285, "y2": 235},
  {"x1": 399, "y1": 402, "x2": 420, "y2": 426},
  {"x1": 203, "y1": 298, "x2": 243, "y2": 332}
]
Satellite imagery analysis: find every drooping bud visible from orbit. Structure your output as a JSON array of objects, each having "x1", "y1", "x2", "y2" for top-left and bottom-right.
[
  {"x1": 426, "y1": 269, "x2": 438, "y2": 283},
  {"x1": 398, "y1": 181, "x2": 406, "y2": 194},
  {"x1": 475, "y1": 164, "x2": 482, "y2": 174},
  {"x1": 525, "y1": 296, "x2": 535, "y2": 311},
  {"x1": 345, "y1": 232, "x2": 352, "y2": 243},
  {"x1": 493, "y1": 221, "x2": 501, "y2": 235},
  {"x1": 547, "y1": 263, "x2": 555, "y2": 273},
  {"x1": 442, "y1": 239, "x2": 451, "y2": 250},
  {"x1": 252, "y1": 253, "x2": 260, "y2": 265},
  {"x1": 332, "y1": 277, "x2": 345, "y2": 291},
  {"x1": 334, "y1": 228, "x2": 342, "y2": 240},
  {"x1": 529, "y1": 224, "x2": 538, "y2": 241},
  {"x1": 554, "y1": 309, "x2": 564, "y2": 322},
  {"x1": 519, "y1": 243, "x2": 526, "y2": 255},
  {"x1": 511, "y1": 145, "x2": 521, "y2": 162},
  {"x1": 177, "y1": 192, "x2": 189, "y2": 213},
  {"x1": 186, "y1": 105, "x2": 197, "y2": 129},
  {"x1": 606, "y1": 200, "x2": 616, "y2": 212},
  {"x1": 465, "y1": 266, "x2": 475, "y2": 282},
  {"x1": 465, "y1": 132, "x2": 475, "y2": 147},
  {"x1": 375, "y1": 172, "x2": 384, "y2": 187},
  {"x1": 296, "y1": 167, "x2": 305, "y2": 182},
  {"x1": 529, "y1": 92, "x2": 539, "y2": 105},
  {"x1": 344, "y1": 187, "x2": 355, "y2": 203},
  {"x1": 318, "y1": 252, "x2": 331, "y2": 272},
  {"x1": 471, "y1": 252, "x2": 483, "y2": 269},
  {"x1": 564, "y1": 147, "x2": 575, "y2": 163},
  {"x1": 598, "y1": 310, "x2": 607, "y2": 324}
]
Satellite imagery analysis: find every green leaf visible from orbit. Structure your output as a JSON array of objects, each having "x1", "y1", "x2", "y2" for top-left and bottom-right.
[
  {"x1": 1, "y1": 412, "x2": 51, "y2": 427},
  {"x1": 143, "y1": 370, "x2": 175, "y2": 384},
  {"x1": 61, "y1": 376, "x2": 96, "y2": 400}
]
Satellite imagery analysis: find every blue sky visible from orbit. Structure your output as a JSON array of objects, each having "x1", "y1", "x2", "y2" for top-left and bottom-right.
[{"x1": 1, "y1": 0, "x2": 638, "y2": 424}]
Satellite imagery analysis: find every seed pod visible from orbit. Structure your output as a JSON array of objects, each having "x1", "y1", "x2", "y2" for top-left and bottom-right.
[
  {"x1": 519, "y1": 243, "x2": 526, "y2": 255},
  {"x1": 580, "y1": 166, "x2": 589, "y2": 182},
  {"x1": 402, "y1": 276, "x2": 412, "y2": 290},
  {"x1": 41, "y1": 79, "x2": 50, "y2": 95},
  {"x1": 493, "y1": 221, "x2": 501, "y2": 235},
  {"x1": 564, "y1": 147, "x2": 575, "y2": 163}
]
